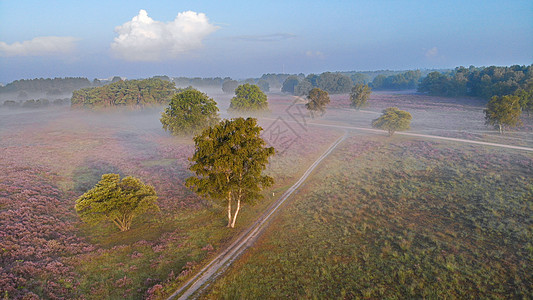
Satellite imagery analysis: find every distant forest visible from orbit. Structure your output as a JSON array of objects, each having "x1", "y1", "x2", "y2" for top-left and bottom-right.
[
  {"x1": 70, "y1": 78, "x2": 177, "y2": 108},
  {"x1": 2, "y1": 64, "x2": 531, "y2": 109},
  {"x1": 417, "y1": 65, "x2": 532, "y2": 99}
]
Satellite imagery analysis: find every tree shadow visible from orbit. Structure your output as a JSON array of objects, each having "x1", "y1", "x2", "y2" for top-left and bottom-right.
[{"x1": 72, "y1": 159, "x2": 123, "y2": 193}]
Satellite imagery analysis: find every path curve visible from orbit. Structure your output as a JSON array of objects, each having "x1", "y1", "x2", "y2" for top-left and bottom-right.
[{"x1": 168, "y1": 132, "x2": 347, "y2": 299}]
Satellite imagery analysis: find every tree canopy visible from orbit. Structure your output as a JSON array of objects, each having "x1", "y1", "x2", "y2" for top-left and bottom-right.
[
  {"x1": 350, "y1": 84, "x2": 372, "y2": 110},
  {"x1": 514, "y1": 78, "x2": 533, "y2": 116},
  {"x1": 418, "y1": 65, "x2": 532, "y2": 99},
  {"x1": 371, "y1": 107, "x2": 412, "y2": 136},
  {"x1": 371, "y1": 70, "x2": 421, "y2": 90},
  {"x1": 186, "y1": 118, "x2": 275, "y2": 228},
  {"x1": 229, "y1": 84, "x2": 269, "y2": 112},
  {"x1": 281, "y1": 76, "x2": 300, "y2": 94},
  {"x1": 71, "y1": 78, "x2": 177, "y2": 108},
  {"x1": 306, "y1": 88, "x2": 330, "y2": 117},
  {"x1": 484, "y1": 95, "x2": 522, "y2": 134},
  {"x1": 222, "y1": 80, "x2": 239, "y2": 94},
  {"x1": 160, "y1": 88, "x2": 220, "y2": 135},
  {"x1": 75, "y1": 174, "x2": 159, "y2": 232}
]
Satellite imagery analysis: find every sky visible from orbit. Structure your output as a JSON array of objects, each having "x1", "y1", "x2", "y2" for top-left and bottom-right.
[{"x1": 0, "y1": 0, "x2": 532, "y2": 83}]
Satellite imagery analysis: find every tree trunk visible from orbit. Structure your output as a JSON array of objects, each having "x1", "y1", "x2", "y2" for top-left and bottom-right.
[
  {"x1": 230, "y1": 198, "x2": 241, "y2": 228},
  {"x1": 498, "y1": 124, "x2": 503, "y2": 134},
  {"x1": 227, "y1": 191, "x2": 233, "y2": 227}
]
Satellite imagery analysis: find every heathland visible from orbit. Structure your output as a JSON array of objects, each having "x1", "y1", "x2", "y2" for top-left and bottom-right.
[{"x1": 0, "y1": 87, "x2": 531, "y2": 299}]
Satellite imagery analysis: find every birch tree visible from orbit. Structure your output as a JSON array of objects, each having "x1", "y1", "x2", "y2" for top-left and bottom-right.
[{"x1": 186, "y1": 118, "x2": 275, "y2": 228}]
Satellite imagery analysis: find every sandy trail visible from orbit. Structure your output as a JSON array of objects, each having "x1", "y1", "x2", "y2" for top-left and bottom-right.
[{"x1": 168, "y1": 132, "x2": 347, "y2": 299}]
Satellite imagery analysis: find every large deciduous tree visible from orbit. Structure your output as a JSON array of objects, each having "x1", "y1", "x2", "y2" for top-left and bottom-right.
[
  {"x1": 372, "y1": 107, "x2": 412, "y2": 136},
  {"x1": 350, "y1": 83, "x2": 372, "y2": 110},
  {"x1": 229, "y1": 84, "x2": 269, "y2": 112},
  {"x1": 160, "y1": 88, "x2": 220, "y2": 135},
  {"x1": 484, "y1": 95, "x2": 522, "y2": 134},
  {"x1": 186, "y1": 118, "x2": 275, "y2": 228},
  {"x1": 75, "y1": 174, "x2": 159, "y2": 232},
  {"x1": 305, "y1": 88, "x2": 330, "y2": 118}
]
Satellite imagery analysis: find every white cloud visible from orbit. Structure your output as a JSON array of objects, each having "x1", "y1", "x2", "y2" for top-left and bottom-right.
[
  {"x1": 111, "y1": 9, "x2": 218, "y2": 61},
  {"x1": 0, "y1": 36, "x2": 78, "y2": 57},
  {"x1": 425, "y1": 46, "x2": 438, "y2": 58},
  {"x1": 306, "y1": 50, "x2": 325, "y2": 59}
]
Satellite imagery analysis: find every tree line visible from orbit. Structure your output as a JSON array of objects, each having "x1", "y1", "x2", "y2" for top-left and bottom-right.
[
  {"x1": 418, "y1": 65, "x2": 532, "y2": 99},
  {"x1": 70, "y1": 78, "x2": 178, "y2": 108}
]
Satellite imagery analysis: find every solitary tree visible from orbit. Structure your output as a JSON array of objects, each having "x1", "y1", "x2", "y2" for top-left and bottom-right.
[
  {"x1": 75, "y1": 174, "x2": 159, "y2": 232},
  {"x1": 306, "y1": 88, "x2": 330, "y2": 118},
  {"x1": 186, "y1": 118, "x2": 275, "y2": 228},
  {"x1": 160, "y1": 88, "x2": 220, "y2": 135},
  {"x1": 484, "y1": 95, "x2": 522, "y2": 134},
  {"x1": 372, "y1": 107, "x2": 412, "y2": 136},
  {"x1": 350, "y1": 83, "x2": 372, "y2": 110},
  {"x1": 229, "y1": 84, "x2": 269, "y2": 112}
]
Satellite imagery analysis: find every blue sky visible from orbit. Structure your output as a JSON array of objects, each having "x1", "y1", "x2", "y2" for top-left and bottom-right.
[{"x1": 0, "y1": 0, "x2": 531, "y2": 83}]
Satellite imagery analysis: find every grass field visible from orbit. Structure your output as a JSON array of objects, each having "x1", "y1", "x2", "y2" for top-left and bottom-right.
[
  {"x1": 205, "y1": 134, "x2": 532, "y2": 299},
  {"x1": 1, "y1": 91, "x2": 531, "y2": 299},
  {"x1": 0, "y1": 105, "x2": 340, "y2": 299}
]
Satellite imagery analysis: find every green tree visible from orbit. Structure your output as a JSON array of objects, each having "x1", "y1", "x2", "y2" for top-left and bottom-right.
[
  {"x1": 229, "y1": 84, "x2": 269, "y2": 112},
  {"x1": 514, "y1": 79, "x2": 533, "y2": 116},
  {"x1": 317, "y1": 72, "x2": 352, "y2": 94},
  {"x1": 306, "y1": 88, "x2": 330, "y2": 118},
  {"x1": 222, "y1": 80, "x2": 239, "y2": 94},
  {"x1": 350, "y1": 73, "x2": 369, "y2": 85},
  {"x1": 160, "y1": 88, "x2": 220, "y2": 135},
  {"x1": 350, "y1": 83, "x2": 372, "y2": 110},
  {"x1": 186, "y1": 118, "x2": 275, "y2": 228},
  {"x1": 484, "y1": 95, "x2": 522, "y2": 134},
  {"x1": 75, "y1": 174, "x2": 159, "y2": 232},
  {"x1": 372, "y1": 107, "x2": 412, "y2": 136},
  {"x1": 281, "y1": 76, "x2": 300, "y2": 94},
  {"x1": 294, "y1": 80, "x2": 313, "y2": 96}
]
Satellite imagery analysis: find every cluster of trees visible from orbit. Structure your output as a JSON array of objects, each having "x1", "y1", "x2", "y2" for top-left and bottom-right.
[
  {"x1": 71, "y1": 78, "x2": 177, "y2": 108},
  {"x1": 418, "y1": 65, "x2": 532, "y2": 99},
  {"x1": 173, "y1": 77, "x2": 227, "y2": 89},
  {"x1": 371, "y1": 70, "x2": 421, "y2": 90},
  {"x1": 282, "y1": 71, "x2": 421, "y2": 96},
  {"x1": 283, "y1": 72, "x2": 353, "y2": 95},
  {"x1": 0, "y1": 77, "x2": 93, "y2": 96},
  {"x1": 2, "y1": 98, "x2": 70, "y2": 109}
]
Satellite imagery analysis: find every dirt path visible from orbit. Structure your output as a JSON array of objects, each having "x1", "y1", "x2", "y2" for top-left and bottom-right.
[
  {"x1": 308, "y1": 121, "x2": 533, "y2": 152},
  {"x1": 167, "y1": 132, "x2": 347, "y2": 299}
]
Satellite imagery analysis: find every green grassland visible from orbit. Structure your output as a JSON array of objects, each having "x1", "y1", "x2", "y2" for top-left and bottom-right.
[{"x1": 205, "y1": 134, "x2": 532, "y2": 299}]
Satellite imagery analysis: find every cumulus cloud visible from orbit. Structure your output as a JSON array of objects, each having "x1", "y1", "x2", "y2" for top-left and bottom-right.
[
  {"x1": 111, "y1": 9, "x2": 218, "y2": 61},
  {"x1": 306, "y1": 50, "x2": 325, "y2": 59},
  {"x1": 0, "y1": 36, "x2": 78, "y2": 57},
  {"x1": 425, "y1": 46, "x2": 439, "y2": 58}
]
